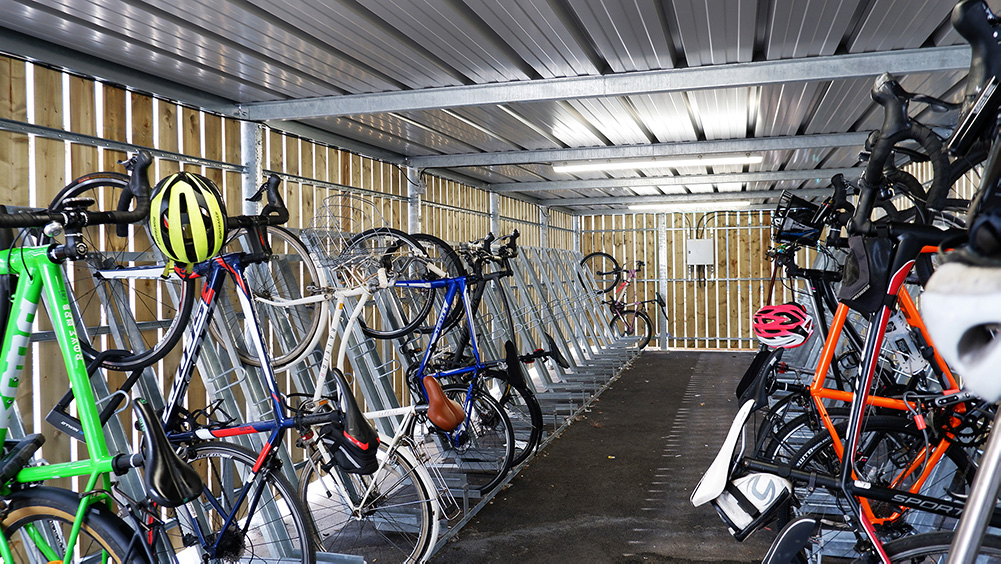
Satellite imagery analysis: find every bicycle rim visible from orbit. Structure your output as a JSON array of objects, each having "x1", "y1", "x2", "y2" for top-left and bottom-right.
[
  {"x1": 50, "y1": 171, "x2": 195, "y2": 372},
  {"x1": 430, "y1": 384, "x2": 515, "y2": 494},
  {"x1": 490, "y1": 380, "x2": 543, "y2": 466},
  {"x1": 338, "y1": 228, "x2": 435, "y2": 339},
  {"x1": 298, "y1": 442, "x2": 437, "y2": 563},
  {"x1": 2, "y1": 486, "x2": 144, "y2": 563},
  {"x1": 880, "y1": 531, "x2": 1001, "y2": 562},
  {"x1": 167, "y1": 441, "x2": 316, "y2": 563},
  {"x1": 209, "y1": 225, "x2": 327, "y2": 371},
  {"x1": 579, "y1": 252, "x2": 620, "y2": 294},
  {"x1": 610, "y1": 309, "x2": 653, "y2": 349}
]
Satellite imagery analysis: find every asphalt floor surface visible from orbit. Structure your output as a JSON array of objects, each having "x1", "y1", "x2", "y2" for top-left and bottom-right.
[{"x1": 433, "y1": 350, "x2": 778, "y2": 563}]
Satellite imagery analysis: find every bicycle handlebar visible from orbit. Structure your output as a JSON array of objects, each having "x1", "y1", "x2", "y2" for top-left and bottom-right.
[
  {"x1": 0, "y1": 151, "x2": 153, "y2": 229},
  {"x1": 227, "y1": 173, "x2": 289, "y2": 229},
  {"x1": 955, "y1": 0, "x2": 1001, "y2": 116},
  {"x1": 461, "y1": 229, "x2": 520, "y2": 264},
  {"x1": 849, "y1": 73, "x2": 950, "y2": 234}
]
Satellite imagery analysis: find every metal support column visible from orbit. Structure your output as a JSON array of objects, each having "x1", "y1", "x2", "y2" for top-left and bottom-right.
[
  {"x1": 572, "y1": 215, "x2": 581, "y2": 253},
  {"x1": 242, "y1": 121, "x2": 264, "y2": 215},
  {"x1": 539, "y1": 207, "x2": 549, "y2": 249},
  {"x1": 658, "y1": 213, "x2": 670, "y2": 350},
  {"x1": 489, "y1": 192, "x2": 500, "y2": 235},
  {"x1": 407, "y1": 166, "x2": 424, "y2": 234}
]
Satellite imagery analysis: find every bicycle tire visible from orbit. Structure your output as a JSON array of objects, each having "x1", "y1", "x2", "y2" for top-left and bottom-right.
[
  {"x1": 412, "y1": 232, "x2": 467, "y2": 333},
  {"x1": 438, "y1": 383, "x2": 515, "y2": 493},
  {"x1": 579, "y1": 252, "x2": 620, "y2": 294},
  {"x1": 298, "y1": 441, "x2": 437, "y2": 564},
  {"x1": 610, "y1": 309, "x2": 653, "y2": 349},
  {"x1": 332, "y1": 228, "x2": 435, "y2": 339},
  {"x1": 758, "y1": 408, "x2": 851, "y2": 465},
  {"x1": 49, "y1": 171, "x2": 195, "y2": 372},
  {"x1": 208, "y1": 225, "x2": 327, "y2": 371},
  {"x1": 880, "y1": 531, "x2": 1001, "y2": 562},
  {"x1": 1, "y1": 486, "x2": 149, "y2": 563},
  {"x1": 790, "y1": 417, "x2": 975, "y2": 556},
  {"x1": 168, "y1": 441, "x2": 316, "y2": 564},
  {"x1": 489, "y1": 378, "x2": 544, "y2": 466}
]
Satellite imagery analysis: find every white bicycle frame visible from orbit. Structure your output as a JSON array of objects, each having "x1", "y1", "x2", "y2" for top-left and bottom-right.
[{"x1": 260, "y1": 264, "x2": 458, "y2": 530}]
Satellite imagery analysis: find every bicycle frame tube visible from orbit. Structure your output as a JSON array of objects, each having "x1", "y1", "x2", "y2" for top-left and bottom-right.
[
  {"x1": 0, "y1": 246, "x2": 116, "y2": 561},
  {"x1": 163, "y1": 253, "x2": 288, "y2": 431},
  {"x1": 397, "y1": 276, "x2": 484, "y2": 393},
  {"x1": 799, "y1": 246, "x2": 965, "y2": 538},
  {"x1": 396, "y1": 275, "x2": 487, "y2": 447},
  {"x1": 839, "y1": 241, "x2": 952, "y2": 561},
  {"x1": 155, "y1": 252, "x2": 302, "y2": 558}
]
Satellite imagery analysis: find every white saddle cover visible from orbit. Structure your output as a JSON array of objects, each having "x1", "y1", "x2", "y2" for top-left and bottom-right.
[{"x1": 690, "y1": 399, "x2": 755, "y2": 507}]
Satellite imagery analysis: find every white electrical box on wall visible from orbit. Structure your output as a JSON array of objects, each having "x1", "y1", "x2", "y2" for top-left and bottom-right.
[{"x1": 686, "y1": 239, "x2": 714, "y2": 266}]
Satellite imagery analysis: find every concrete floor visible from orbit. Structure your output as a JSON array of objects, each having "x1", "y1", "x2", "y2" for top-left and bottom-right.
[{"x1": 433, "y1": 350, "x2": 778, "y2": 563}]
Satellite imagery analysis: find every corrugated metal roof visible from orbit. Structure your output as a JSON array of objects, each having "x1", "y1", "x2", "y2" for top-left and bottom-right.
[{"x1": 0, "y1": 0, "x2": 990, "y2": 212}]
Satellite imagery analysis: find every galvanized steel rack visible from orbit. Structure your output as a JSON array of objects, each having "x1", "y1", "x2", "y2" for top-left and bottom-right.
[{"x1": 14, "y1": 235, "x2": 643, "y2": 561}]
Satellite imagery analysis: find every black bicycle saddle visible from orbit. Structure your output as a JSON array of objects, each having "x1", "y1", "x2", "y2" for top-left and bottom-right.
[{"x1": 132, "y1": 398, "x2": 203, "y2": 508}]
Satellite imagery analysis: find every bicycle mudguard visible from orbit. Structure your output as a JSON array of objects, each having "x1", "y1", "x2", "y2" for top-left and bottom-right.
[
  {"x1": 504, "y1": 340, "x2": 529, "y2": 388},
  {"x1": 735, "y1": 346, "x2": 782, "y2": 407},
  {"x1": 761, "y1": 515, "x2": 818, "y2": 563},
  {"x1": 691, "y1": 399, "x2": 792, "y2": 541}
]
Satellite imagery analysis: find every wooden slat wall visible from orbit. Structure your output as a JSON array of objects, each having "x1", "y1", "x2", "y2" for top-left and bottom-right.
[
  {"x1": 420, "y1": 175, "x2": 490, "y2": 243},
  {"x1": 498, "y1": 195, "x2": 541, "y2": 246},
  {"x1": 581, "y1": 211, "x2": 790, "y2": 350},
  {"x1": 547, "y1": 208, "x2": 575, "y2": 250}
]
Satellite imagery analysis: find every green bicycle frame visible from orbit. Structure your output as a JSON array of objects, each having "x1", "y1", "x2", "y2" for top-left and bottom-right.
[{"x1": 0, "y1": 245, "x2": 117, "y2": 562}]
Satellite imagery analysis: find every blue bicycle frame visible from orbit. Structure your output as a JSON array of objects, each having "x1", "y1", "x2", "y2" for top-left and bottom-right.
[{"x1": 397, "y1": 275, "x2": 510, "y2": 446}]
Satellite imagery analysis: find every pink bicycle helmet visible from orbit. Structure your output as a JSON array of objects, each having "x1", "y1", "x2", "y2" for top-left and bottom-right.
[{"x1": 752, "y1": 303, "x2": 814, "y2": 349}]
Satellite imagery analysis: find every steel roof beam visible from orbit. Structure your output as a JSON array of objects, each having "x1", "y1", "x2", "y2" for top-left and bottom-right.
[
  {"x1": 408, "y1": 132, "x2": 868, "y2": 168},
  {"x1": 550, "y1": 188, "x2": 835, "y2": 207},
  {"x1": 233, "y1": 46, "x2": 969, "y2": 121},
  {"x1": 490, "y1": 168, "x2": 859, "y2": 192}
]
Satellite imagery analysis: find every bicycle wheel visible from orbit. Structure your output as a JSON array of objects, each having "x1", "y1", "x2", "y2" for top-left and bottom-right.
[
  {"x1": 2, "y1": 486, "x2": 148, "y2": 563},
  {"x1": 412, "y1": 233, "x2": 467, "y2": 333},
  {"x1": 579, "y1": 252, "x2": 620, "y2": 294},
  {"x1": 434, "y1": 384, "x2": 515, "y2": 493},
  {"x1": 790, "y1": 417, "x2": 975, "y2": 557},
  {"x1": 208, "y1": 226, "x2": 326, "y2": 371},
  {"x1": 758, "y1": 408, "x2": 850, "y2": 465},
  {"x1": 881, "y1": 531, "x2": 1001, "y2": 562},
  {"x1": 610, "y1": 309, "x2": 653, "y2": 349},
  {"x1": 166, "y1": 441, "x2": 316, "y2": 564},
  {"x1": 298, "y1": 441, "x2": 437, "y2": 564},
  {"x1": 50, "y1": 172, "x2": 195, "y2": 372},
  {"x1": 489, "y1": 379, "x2": 544, "y2": 466},
  {"x1": 337, "y1": 228, "x2": 435, "y2": 339}
]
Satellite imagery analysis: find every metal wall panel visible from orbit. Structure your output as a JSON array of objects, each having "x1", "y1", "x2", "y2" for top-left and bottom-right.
[
  {"x1": 568, "y1": 0, "x2": 676, "y2": 72},
  {"x1": 671, "y1": 0, "x2": 756, "y2": 66},
  {"x1": 765, "y1": 0, "x2": 861, "y2": 58},
  {"x1": 849, "y1": 0, "x2": 954, "y2": 52},
  {"x1": 364, "y1": 0, "x2": 531, "y2": 84},
  {"x1": 464, "y1": 0, "x2": 600, "y2": 78}
]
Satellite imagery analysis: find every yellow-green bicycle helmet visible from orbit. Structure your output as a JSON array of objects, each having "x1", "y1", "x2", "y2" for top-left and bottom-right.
[{"x1": 149, "y1": 171, "x2": 227, "y2": 267}]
